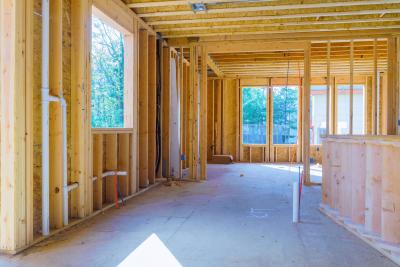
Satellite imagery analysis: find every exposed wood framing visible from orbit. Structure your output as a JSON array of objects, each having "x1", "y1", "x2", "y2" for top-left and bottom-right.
[
  {"x1": 386, "y1": 36, "x2": 398, "y2": 135},
  {"x1": 326, "y1": 41, "x2": 331, "y2": 136},
  {"x1": 49, "y1": 0, "x2": 63, "y2": 229},
  {"x1": 162, "y1": 46, "x2": 171, "y2": 177},
  {"x1": 189, "y1": 44, "x2": 200, "y2": 179},
  {"x1": 350, "y1": 40, "x2": 354, "y2": 134},
  {"x1": 372, "y1": 38, "x2": 378, "y2": 135},
  {"x1": 207, "y1": 55, "x2": 223, "y2": 77},
  {"x1": 71, "y1": 0, "x2": 92, "y2": 218},
  {"x1": 139, "y1": 29, "x2": 149, "y2": 188},
  {"x1": 148, "y1": 34, "x2": 157, "y2": 184},
  {"x1": 302, "y1": 42, "x2": 311, "y2": 184},
  {"x1": 200, "y1": 46, "x2": 208, "y2": 180},
  {"x1": 92, "y1": 135, "x2": 103, "y2": 210},
  {"x1": 0, "y1": 0, "x2": 33, "y2": 252}
]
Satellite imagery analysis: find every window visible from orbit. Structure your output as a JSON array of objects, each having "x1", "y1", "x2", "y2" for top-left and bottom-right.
[
  {"x1": 242, "y1": 87, "x2": 267, "y2": 145},
  {"x1": 273, "y1": 86, "x2": 298, "y2": 144},
  {"x1": 310, "y1": 85, "x2": 327, "y2": 144},
  {"x1": 91, "y1": 15, "x2": 125, "y2": 128},
  {"x1": 337, "y1": 84, "x2": 365, "y2": 134}
]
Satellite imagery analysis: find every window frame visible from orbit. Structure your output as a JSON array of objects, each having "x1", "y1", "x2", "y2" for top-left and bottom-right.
[
  {"x1": 271, "y1": 85, "x2": 299, "y2": 145},
  {"x1": 240, "y1": 86, "x2": 269, "y2": 146},
  {"x1": 91, "y1": 6, "x2": 134, "y2": 129}
]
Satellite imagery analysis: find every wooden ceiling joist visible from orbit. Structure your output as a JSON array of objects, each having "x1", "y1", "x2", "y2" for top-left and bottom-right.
[
  {"x1": 133, "y1": 1, "x2": 400, "y2": 18},
  {"x1": 207, "y1": 55, "x2": 223, "y2": 77},
  {"x1": 145, "y1": 8, "x2": 400, "y2": 26},
  {"x1": 162, "y1": 23, "x2": 400, "y2": 38},
  {"x1": 127, "y1": 0, "x2": 278, "y2": 8}
]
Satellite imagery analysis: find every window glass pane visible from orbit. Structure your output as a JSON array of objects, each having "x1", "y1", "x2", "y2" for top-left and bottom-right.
[
  {"x1": 91, "y1": 16, "x2": 125, "y2": 128},
  {"x1": 242, "y1": 87, "x2": 267, "y2": 145},
  {"x1": 336, "y1": 85, "x2": 350, "y2": 134},
  {"x1": 310, "y1": 85, "x2": 327, "y2": 144},
  {"x1": 337, "y1": 84, "x2": 364, "y2": 134},
  {"x1": 273, "y1": 86, "x2": 298, "y2": 144}
]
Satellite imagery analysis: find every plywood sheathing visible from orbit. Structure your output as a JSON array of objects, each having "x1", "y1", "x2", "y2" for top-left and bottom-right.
[{"x1": 322, "y1": 135, "x2": 400, "y2": 265}]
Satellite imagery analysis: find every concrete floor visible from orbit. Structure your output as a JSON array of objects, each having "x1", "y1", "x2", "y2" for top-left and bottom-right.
[{"x1": 0, "y1": 163, "x2": 396, "y2": 267}]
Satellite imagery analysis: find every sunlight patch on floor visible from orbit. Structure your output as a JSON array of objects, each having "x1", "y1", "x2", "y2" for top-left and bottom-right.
[{"x1": 117, "y1": 234, "x2": 182, "y2": 267}]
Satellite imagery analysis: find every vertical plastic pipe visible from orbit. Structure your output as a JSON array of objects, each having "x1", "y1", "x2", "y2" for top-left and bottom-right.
[
  {"x1": 41, "y1": 0, "x2": 50, "y2": 236},
  {"x1": 293, "y1": 181, "x2": 299, "y2": 223},
  {"x1": 61, "y1": 99, "x2": 68, "y2": 226}
]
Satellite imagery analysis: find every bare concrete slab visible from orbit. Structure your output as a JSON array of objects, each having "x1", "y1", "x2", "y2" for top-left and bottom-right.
[{"x1": 0, "y1": 163, "x2": 396, "y2": 267}]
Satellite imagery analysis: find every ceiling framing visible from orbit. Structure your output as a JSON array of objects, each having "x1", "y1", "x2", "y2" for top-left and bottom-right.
[{"x1": 124, "y1": 0, "x2": 397, "y2": 77}]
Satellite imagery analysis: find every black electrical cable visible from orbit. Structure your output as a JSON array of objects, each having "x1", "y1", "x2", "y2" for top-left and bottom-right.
[{"x1": 155, "y1": 38, "x2": 162, "y2": 174}]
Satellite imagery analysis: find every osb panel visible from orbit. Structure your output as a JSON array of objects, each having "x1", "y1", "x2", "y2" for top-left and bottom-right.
[
  {"x1": 33, "y1": 0, "x2": 72, "y2": 235},
  {"x1": 250, "y1": 147, "x2": 264, "y2": 162},
  {"x1": 242, "y1": 146, "x2": 250, "y2": 162},
  {"x1": 222, "y1": 79, "x2": 237, "y2": 159},
  {"x1": 275, "y1": 146, "x2": 289, "y2": 162}
]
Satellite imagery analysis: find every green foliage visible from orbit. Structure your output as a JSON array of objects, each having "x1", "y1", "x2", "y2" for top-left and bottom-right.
[
  {"x1": 242, "y1": 87, "x2": 267, "y2": 124},
  {"x1": 91, "y1": 16, "x2": 125, "y2": 128},
  {"x1": 242, "y1": 87, "x2": 267, "y2": 144},
  {"x1": 273, "y1": 87, "x2": 298, "y2": 144}
]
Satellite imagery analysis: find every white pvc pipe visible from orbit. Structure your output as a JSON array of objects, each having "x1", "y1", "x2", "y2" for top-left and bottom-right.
[
  {"x1": 293, "y1": 181, "x2": 299, "y2": 223},
  {"x1": 67, "y1": 182, "x2": 79, "y2": 192},
  {"x1": 42, "y1": 0, "x2": 69, "y2": 232},
  {"x1": 101, "y1": 171, "x2": 128, "y2": 178},
  {"x1": 61, "y1": 99, "x2": 68, "y2": 226},
  {"x1": 41, "y1": 0, "x2": 50, "y2": 236}
]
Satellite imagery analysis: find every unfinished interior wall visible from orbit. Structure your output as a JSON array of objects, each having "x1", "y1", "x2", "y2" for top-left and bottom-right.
[
  {"x1": 0, "y1": 0, "x2": 169, "y2": 253},
  {"x1": 321, "y1": 135, "x2": 400, "y2": 264},
  {"x1": 207, "y1": 74, "x2": 372, "y2": 165}
]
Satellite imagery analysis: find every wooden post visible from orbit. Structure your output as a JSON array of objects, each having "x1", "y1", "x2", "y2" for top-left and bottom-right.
[
  {"x1": 214, "y1": 79, "x2": 222, "y2": 155},
  {"x1": 365, "y1": 76, "x2": 373, "y2": 135},
  {"x1": 49, "y1": 0, "x2": 63, "y2": 229},
  {"x1": 162, "y1": 46, "x2": 171, "y2": 177},
  {"x1": 386, "y1": 37, "x2": 398, "y2": 135},
  {"x1": 189, "y1": 44, "x2": 199, "y2": 179},
  {"x1": 105, "y1": 134, "x2": 118, "y2": 203},
  {"x1": 372, "y1": 39, "x2": 378, "y2": 135},
  {"x1": 349, "y1": 40, "x2": 354, "y2": 135},
  {"x1": 236, "y1": 79, "x2": 240, "y2": 162},
  {"x1": 0, "y1": 0, "x2": 33, "y2": 251},
  {"x1": 130, "y1": 19, "x2": 139, "y2": 193},
  {"x1": 200, "y1": 46, "x2": 208, "y2": 180},
  {"x1": 118, "y1": 134, "x2": 130, "y2": 196},
  {"x1": 302, "y1": 42, "x2": 311, "y2": 184},
  {"x1": 332, "y1": 76, "x2": 338, "y2": 134},
  {"x1": 139, "y1": 29, "x2": 149, "y2": 187},
  {"x1": 71, "y1": 0, "x2": 92, "y2": 218},
  {"x1": 93, "y1": 135, "x2": 103, "y2": 210},
  {"x1": 326, "y1": 41, "x2": 331, "y2": 136},
  {"x1": 148, "y1": 34, "x2": 156, "y2": 184},
  {"x1": 296, "y1": 77, "x2": 302, "y2": 163}
]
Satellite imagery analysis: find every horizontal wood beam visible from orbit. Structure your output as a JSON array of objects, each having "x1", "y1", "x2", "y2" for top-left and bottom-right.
[
  {"x1": 164, "y1": 24, "x2": 400, "y2": 38},
  {"x1": 127, "y1": 0, "x2": 277, "y2": 8},
  {"x1": 137, "y1": 1, "x2": 400, "y2": 18},
  {"x1": 147, "y1": 8, "x2": 400, "y2": 26},
  {"x1": 155, "y1": 17, "x2": 400, "y2": 33},
  {"x1": 207, "y1": 41, "x2": 307, "y2": 53},
  {"x1": 207, "y1": 55, "x2": 223, "y2": 77}
]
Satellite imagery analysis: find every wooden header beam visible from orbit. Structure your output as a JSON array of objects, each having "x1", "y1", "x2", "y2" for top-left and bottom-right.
[{"x1": 207, "y1": 41, "x2": 307, "y2": 53}]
